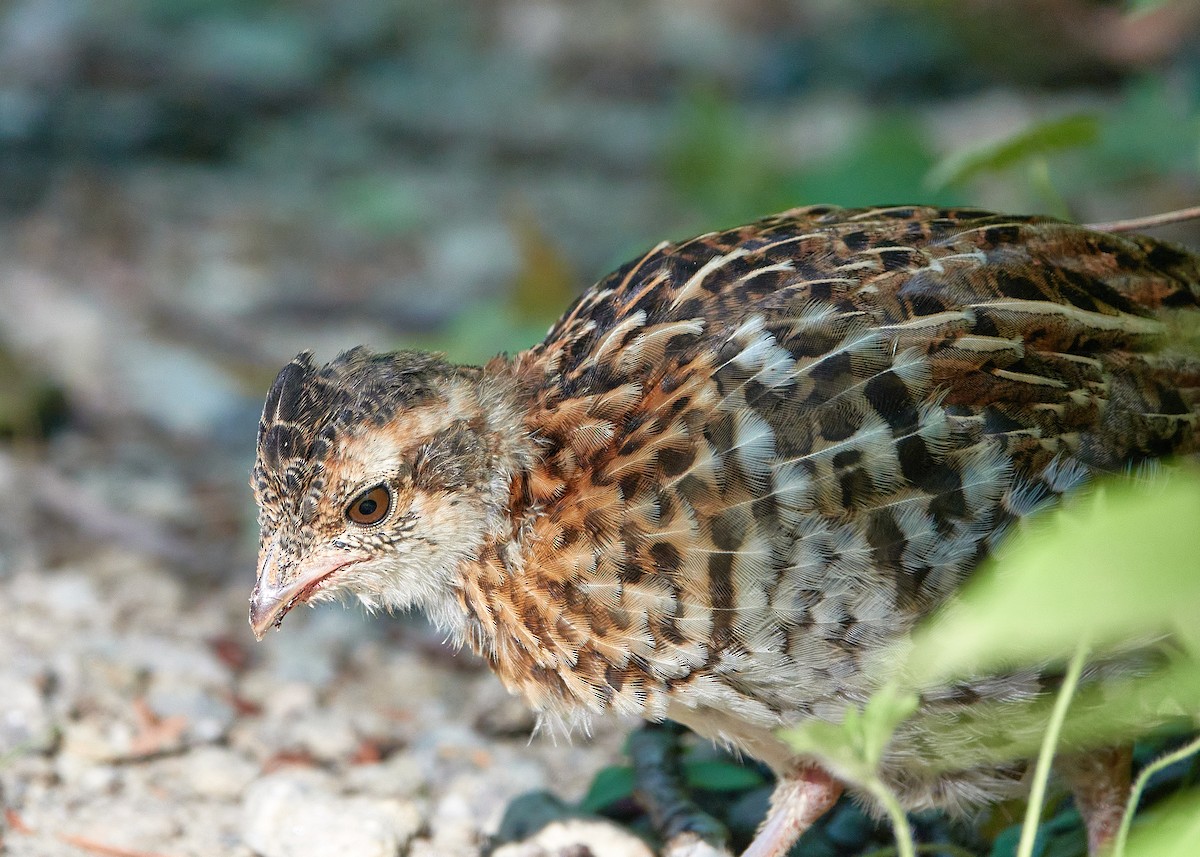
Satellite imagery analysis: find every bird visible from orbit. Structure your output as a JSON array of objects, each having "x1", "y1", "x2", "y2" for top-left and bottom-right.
[{"x1": 248, "y1": 204, "x2": 1200, "y2": 857}]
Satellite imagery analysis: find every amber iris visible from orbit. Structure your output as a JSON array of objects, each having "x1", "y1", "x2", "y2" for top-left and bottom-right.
[{"x1": 346, "y1": 484, "x2": 391, "y2": 525}]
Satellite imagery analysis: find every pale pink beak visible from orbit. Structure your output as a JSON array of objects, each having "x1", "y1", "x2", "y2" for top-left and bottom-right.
[{"x1": 249, "y1": 538, "x2": 365, "y2": 640}]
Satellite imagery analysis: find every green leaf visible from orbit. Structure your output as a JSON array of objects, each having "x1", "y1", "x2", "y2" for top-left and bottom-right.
[
  {"x1": 1123, "y1": 791, "x2": 1200, "y2": 857},
  {"x1": 925, "y1": 114, "x2": 1101, "y2": 192},
  {"x1": 904, "y1": 657, "x2": 1200, "y2": 774},
  {"x1": 780, "y1": 685, "x2": 918, "y2": 784},
  {"x1": 682, "y1": 759, "x2": 767, "y2": 793},
  {"x1": 781, "y1": 686, "x2": 921, "y2": 857},
  {"x1": 990, "y1": 823, "x2": 1029, "y2": 857},
  {"x1": 1117, "y1": 736, "x2": 1200, "y2": 856},
  {"x1": 578, "y1": 765, "x2": 635, "y2": 813},
  {"x1": 859, "y1": 686, "x2": 920, "y2": 766},
  {"x1": 904, "y1": 468, "x2": 1200, "y2": 686}
]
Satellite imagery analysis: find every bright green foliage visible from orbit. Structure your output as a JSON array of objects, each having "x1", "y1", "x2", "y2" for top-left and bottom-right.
[
  {"x1": 783, "y1": 687, "x2": 921, "y2": 857},
  {"x1": 778, "y1": 466, "x2": 1200, "y2": 856},
  {"x1": 901, "y1": 660, "x2": 1200, "y2": 774},
  {"x1": 822, "y1": 468, "x2": 1200, "y2": 781},
  {"x1": 905, "y1": 469, "x2": 1200, "y2": 683},
  {"x1": 1116, "y1": 735, "x2": 1200, "y2": 857},
  {"x1": 925, "y1": 114, "x2": 1101, "y2": 193},
  {"x1": 782, "y1": 686, "x2": 919, "y2": 788},
  {"x1": 1122, "y1": 791, "x2": 1200, "y2": 857}
]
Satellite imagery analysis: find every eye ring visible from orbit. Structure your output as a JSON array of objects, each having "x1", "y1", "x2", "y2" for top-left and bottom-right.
[{"x1": 346, "y1": 484, "x2": 391, "y2": 526}]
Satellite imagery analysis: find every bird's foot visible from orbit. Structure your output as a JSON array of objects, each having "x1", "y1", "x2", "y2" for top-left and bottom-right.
[
  {"x1": 1059, "y1": 745, "x2": 1133, "y2": 855},
  {"x1": 741, "y1": 765, "x2": 842, "y2": 857}
]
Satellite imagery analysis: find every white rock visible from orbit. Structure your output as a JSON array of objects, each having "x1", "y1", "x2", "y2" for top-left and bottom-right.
[
  {"x1": 72, "y1": 762, "x2": 122, "y2": 795},
  {"x1": 243, "y1": 677, "x2": 319, "y2": 718},
  {"x1": 104, "y1": 633, "x2": 231, "y2": 687},
  {"x1": 286, "y1": 709, "x2": 361, "y2": 763},
  {"x1": 663, "y1": 833, "x2": 734, "y2": 857},
  {"x1": 0, "y1": 675, "x2": 52, "y2": 754},
  {"x1": 51, "y1": 793, "x2": 184, "y2": 853},
  {"x1": 407, "y1": 839, "x2": 478, "y2": 857},
  {"x1": 175, "y1": 746, "x2": 258, "y2": 800},
  {"x1": 491, "y1": 819, "x2": 656, "y2": 857},
  {"x1": 471, "y1": 681, "x2": 537, "y2": 737},
  {"x1": 419, "y1": 766, "x2": 548, "y2": 853},
  {"x1": 59, "y1": 717, "x2": 134, "y2": 765},
  {"x1": 255, "y1": 607, "x2": 374, "y2": 687},
  {"x1": 146, "y1": 678, "x2": 236, "y2": 744},
  {"x1": 11, "y1": 569, "x2": 102, "y2": 626},
  {"x1": 344, "y1": 752, "x2": 428, "y2": 799},
  {"x1": 241, "y1": 770, "x2": 422, "y2": 857}
]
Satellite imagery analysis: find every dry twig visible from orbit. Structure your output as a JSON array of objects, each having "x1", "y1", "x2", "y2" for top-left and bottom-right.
[{"x1": 59, "y1": 833, "x2": 177, "y2": 857}]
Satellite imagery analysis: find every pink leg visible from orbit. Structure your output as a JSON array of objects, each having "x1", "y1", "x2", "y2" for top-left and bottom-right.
[
  {"x1": 741, "y1": 766, "x2": 843, "y2": 857},
  {"x1": 1059, "y1": 746, "x2": 1132, "y2": 855}
]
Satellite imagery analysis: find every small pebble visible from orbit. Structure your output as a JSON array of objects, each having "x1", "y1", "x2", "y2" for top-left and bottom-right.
[
  {"x1": 491, "y1": 818, "x2": 656, "y2": 857},
  {"x1": 241, "y1": 770, "x2": 423, "y2": 857},
  {"x1": 0, "y1": 675, "x2": 53, "y2": 754},
  {"x1": 177, "y1": 746, "x2": 259, "y2": 800}
]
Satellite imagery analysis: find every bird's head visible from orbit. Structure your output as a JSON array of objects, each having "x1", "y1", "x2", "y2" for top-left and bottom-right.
[{"x1": 249, "y1": 348, "x2": 530, "y2": 640}]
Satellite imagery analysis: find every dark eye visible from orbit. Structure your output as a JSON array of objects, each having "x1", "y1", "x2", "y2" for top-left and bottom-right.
[{"x1": 346, "y1": 484, "x2": 391, "y2": 526}]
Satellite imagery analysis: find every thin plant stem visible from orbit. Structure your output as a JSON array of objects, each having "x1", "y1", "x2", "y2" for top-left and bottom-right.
[
  {"x1": 870, "y1": 779, "x2": 917, "y2": 857},
  {"x1": 1016, "y1": 643, "x2": 1089, "y2": 857},
  {"x1": 1113, "y1": 733, "x2": 1200, "y2": 857},
  {"x1": 1087, "y1": 205, "x2": 1200, "y2": 233}
]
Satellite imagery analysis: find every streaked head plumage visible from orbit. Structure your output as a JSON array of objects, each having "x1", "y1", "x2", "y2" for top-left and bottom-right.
[{"x1": 249, "y1": 347, "x2": 528, "y2": 639}]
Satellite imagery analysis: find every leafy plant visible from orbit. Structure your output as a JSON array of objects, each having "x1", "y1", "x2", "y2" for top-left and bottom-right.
[
  {"x1": 779, "y1": 467, "x2": 1200, "y2": 857},
  {"x1": 923, "y1": 75, "x2": 1200, "y2": 219},
  {"x1": 905, "y1": 472, "x2": 1200, "y2": 682},
  {"x1": 782, "y1": 687, "x2": 922, "y2": 857},
  {"x1": 924, "y1": 114, "x2": 1101, "y2": 196}
]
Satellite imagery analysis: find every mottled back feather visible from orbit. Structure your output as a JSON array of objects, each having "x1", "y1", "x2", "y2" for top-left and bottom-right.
[{"x1": 458, "y1": 206, "x2": 1199, "y2": 739}]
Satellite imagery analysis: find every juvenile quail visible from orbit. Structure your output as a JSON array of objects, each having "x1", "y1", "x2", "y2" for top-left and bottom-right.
[{"x1": 250, "y1": 205, "x2": 1200, "y2": 857}]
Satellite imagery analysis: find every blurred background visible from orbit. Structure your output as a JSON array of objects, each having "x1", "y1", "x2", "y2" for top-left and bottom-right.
[{"x1": 0, "y1": 1, "x2": 1198, "y2": 856}]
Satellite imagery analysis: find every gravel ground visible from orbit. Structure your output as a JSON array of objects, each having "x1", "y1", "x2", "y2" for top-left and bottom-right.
[{"x1": 0, "y1": 551, "x2": 629, "y2": 857}]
